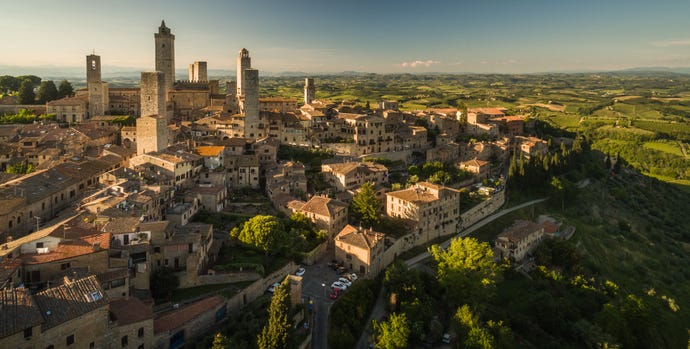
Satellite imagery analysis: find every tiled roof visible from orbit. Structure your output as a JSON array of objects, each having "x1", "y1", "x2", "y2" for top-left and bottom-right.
[
  {"x1": 195, "y1": 146, "x2": 225, "y2": 157},
  {"x1": 299, "y1": 196, "x2": 347, "y2": 218},
  {"x1": 460, "y1": 159, "x2": 490, "y2": 168},
  {"x1": 46, "y1": 96, "x2": 87, "y2": 106},
  {"x1": 324, "y1": 161, "x2": 387, "y2": 176},
  {"x1": 109, "y1": 298, "x2": 153, "y2": 326},
  {"x1": 20, "y1": 233, "x2": 110, "y2": 265},
  {"x1": 497, "y1": 220, "x2": 543, "y2": 243},
  {"x1": 154, "y1": 296, "x2": 224, "y2": 334},
  {"x1": 33, "y1": 275, "x2": 109, "y2": 330},
  {"x1": 335, "y1": 224, "x2": 384, "y2": 250},
  {"x1": 0, "y1": 287, "x2": 43, "y2": 338}
]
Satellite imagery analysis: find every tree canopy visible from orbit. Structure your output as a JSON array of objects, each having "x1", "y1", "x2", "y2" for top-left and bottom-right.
[
  {"x1": 237, "y1": 215, "x2": 287, "y2": 255},
  {"x1": 372, "y1": 312, "x2": 410, "y2": 349},
  {"x1": 57, "y1": 79, "x2": 74, "y2": 98},
  {"x1": 18, "y1": 80, "x2": 35, "y2": 104},
  {"x1": 257, "y1": 278, "x2": 291, "y2": 349},
  {"x1": 37, "y1": 80, "x2": 58, "y2": 103},
  {"x1": 429, "y1": 237, "x2": 502, "y2": 305},
  {"x1": 0, "y1": 75, "x2": 21, "y2": 93},
  {"x1": 350, "y1": 182, "x2": 381, "y2": 227},
  {"x1": 150, "y1": 267, "x2": 179, "y2": 299}
]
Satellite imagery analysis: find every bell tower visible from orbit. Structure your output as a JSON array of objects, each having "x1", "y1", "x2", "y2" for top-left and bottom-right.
[
  {"x1": 236, "y1": 48, "x2": 251, "y2": 97},
  {"x1": 155, "y1": 20, "x2": 175, "y2": 92}
]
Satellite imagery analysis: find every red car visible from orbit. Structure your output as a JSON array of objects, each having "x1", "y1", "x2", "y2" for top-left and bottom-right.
[{"x1": 329, "y1": 288, "x2": 342, "y2": 299}]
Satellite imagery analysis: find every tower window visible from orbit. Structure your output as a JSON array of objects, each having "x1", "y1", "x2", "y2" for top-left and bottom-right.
[{"x1": 91, "y1": 60, "x2": 96, "y2": 70}]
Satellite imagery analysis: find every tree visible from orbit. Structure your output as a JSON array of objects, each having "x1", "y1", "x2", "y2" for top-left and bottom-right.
[
  {"x1": 0, "y1": 75, "x2": 20, "y2": 93},
  {"x1": 237, "y1": 215, "x2": 287, "y2": 255},
  {"x1": 550, "y1": 176, "x2": 565, "y2": 211},
  {"x1": 211, "y1": 332, "x2": 230, "y2": 349},
  {"x1": 150, "y1": 267, "x2": 179, "y2": 299},
  {"x1": 258, "y1": 278, "x2": 291, "y2": 349},
  {"x1": 37, "y1": 80, "x2": 58, "y2": 103},
  {"x1": 17, "y1": 80, "x2": 35, "y2": 104},
  {"x1": 17, "y1": 75, "x2": 41, "y2": 86},
  {"x1": 372, "y1": 312, "x2": 410, "y2": 349},
  {"x1": 57, "y1": 79, "x2": 74, "y2": 98},
  {"x1": 351, "y1": 182, "x2": 381, "y2": 227},
  {"x1": 429, "y1": 237, "x2": 502, "y2": 305}
]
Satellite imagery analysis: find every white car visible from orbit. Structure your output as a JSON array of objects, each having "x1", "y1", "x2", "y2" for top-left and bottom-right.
[
  {"x1": 267, "y1": 282, "x2": 281, "y2": 293},
  {"x1": 295, "y1": 267, "x2": 306, "y2": 276},
  {"x1": 331, "y1": 281, "x2": 347, "y2": 290},
  {"x1": 338, "y1": 277, "x2": 352, "y2": 287},
  {"x1": 348, "y1": 273, "x2": 358, "y2": 281}
]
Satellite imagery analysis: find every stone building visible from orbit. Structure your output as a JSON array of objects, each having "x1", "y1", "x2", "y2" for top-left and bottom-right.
[
  {"x1": 321, "y1": 161, "x2": 388, "y2": 192},
  {"x1": 334, "y1": 224, "x2": 385, "y2": 277},
  {"x1": 298, "y1": 195, "x2": 348, "y2": 237},
  {"x1": 155, "y1": 20, "x2": 175, "y2": 92},
  {"x1": 304, "y1": 78, "x2": 315, "y2": 105},
  {"x1": 386, "y1": 182, "x2": 461, "y2": 242},
  {"x1": 188, "y1": 61, "x2": 208, "y2": 82},
  {"x1": 46, "y1": 96, "x2": 88, "y2": 123},
  {"x1": 86, "y1": 54, "x2": 109, "y2": 118},
  {"x1": 494, "y1": 220, "x2": 545, "y2": 261},
  {"x1": 153, "y1": 296, "x2": 227, "y2": 349},
  {"x1": 109, "y1": 298, "x2": 155, "y2": 349}
]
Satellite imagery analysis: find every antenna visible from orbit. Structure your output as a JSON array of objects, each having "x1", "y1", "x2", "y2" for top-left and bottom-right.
[{"x1": 92, "y1": 49, "x2": 95, "y2": 55}]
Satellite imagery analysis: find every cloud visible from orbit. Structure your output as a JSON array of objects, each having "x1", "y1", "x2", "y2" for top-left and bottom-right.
[
  {"x1": 652, "y1": 39, "x2": 690, "y2": 47},
  {"x1": 399, "y1": 60, "x2": 440, "y2": 68}
]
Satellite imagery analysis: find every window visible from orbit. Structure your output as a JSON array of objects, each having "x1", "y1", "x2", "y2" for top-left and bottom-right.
[
  {"x1": 154, "y1": 247, "x2": 160, "y2": 253},
  {"x1": 66, "y1": 334, "x2": 75, "y2": 346},
  {"x1": 121, "y1": 335, "x2": 128, "y2": 347},
  {"x1": 24, "y1": 327, "x2": 32, "y2": 339},
  {"x1": 60, "y1": 263, "x2": 71, "y2": 270},
  {"x1": 90, "y1": 342, "x2": 95, "y2": 349},
  {"x1": 138, "y1": 327, "x2": 144, "y2": 337}
]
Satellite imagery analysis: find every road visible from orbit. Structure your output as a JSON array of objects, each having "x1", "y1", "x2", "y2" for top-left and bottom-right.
[
  {"x1": 300, "y1": 253, "x2": 340, "y2": 349},
  {"x1": 405, "y1": 197, "x2": 548, "y2": 267}
]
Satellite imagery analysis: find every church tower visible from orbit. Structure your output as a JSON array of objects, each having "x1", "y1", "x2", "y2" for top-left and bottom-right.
[
  {"x1": 243, "y1": 68, "x2": 261, "y2": 138},
  {"x1": 236, "y1": 48, "x2": 251, "y2": 97},
  {"x1": 155, "y1": 20, "x2": 175, "y2": 92},
  {"x1": 304, "y1": 78, "x2": 315, "y2": 105},
  {"x1": 86, "y1": 54, "x2": 108, "y2": 117}
]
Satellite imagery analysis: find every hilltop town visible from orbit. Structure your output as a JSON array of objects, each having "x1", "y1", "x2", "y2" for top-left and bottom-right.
[{"x1": 2, "y1": 20, "x2": 688, "y2": 349}]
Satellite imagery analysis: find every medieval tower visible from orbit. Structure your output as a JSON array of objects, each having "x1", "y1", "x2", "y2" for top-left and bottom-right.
[
  {"x1": 304, "y1": 78, "x2": 315, "y2": 105},
  {"x1": 86, "y1": 54, "x2": 109, "y2": 117},
  {"x1": 155, "y1": 20, "x2": 175, "y2": 93},
  {"x1": 236, "y1": 48, "x2": 251, "y2": 97},
  {"x1": 137, "y1": 71, "x2": 168, "y2": 155},
  {"x1": 243, "y1": 68, "x2": 261, "y2": 138},
  {"x1": 188, "y1": 61, "x2": 207, "y2": 82}
]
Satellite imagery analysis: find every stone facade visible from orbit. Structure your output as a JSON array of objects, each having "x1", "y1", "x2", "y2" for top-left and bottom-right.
[
  {"x1": 494, "y1": 220, "x2": 545, "y2": 261},
  {"x1": 154, "y1": 21, "x2": 175, "y2": 92},
  {"x1": 334, "y1": 225, "x2": 385, "y2": 277}
]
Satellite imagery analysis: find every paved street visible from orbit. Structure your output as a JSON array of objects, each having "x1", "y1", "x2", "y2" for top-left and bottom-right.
[{"x1": 300, "y1": 252, "x2": 341, "y2": 349}]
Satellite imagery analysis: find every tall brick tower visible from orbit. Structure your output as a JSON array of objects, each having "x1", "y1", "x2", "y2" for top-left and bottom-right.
[
  {"x1": 86, "y1": 54, "x2": 108, "y2": 117},
  {"x1": 155, "y1": 20, "x2": 175, "y2": 93},
  {"x1": 236, "y1": 48, "x2": 251, "y2": 97}
]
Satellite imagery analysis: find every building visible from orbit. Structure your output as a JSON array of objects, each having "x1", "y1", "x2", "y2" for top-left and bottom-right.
[
  {"x1": 459, "y1": 158, "x2": 491, "y2": 179},
  {"x1": 155, "y1": 20, "x2": 175, "y2": 92},
  {"x1": 334, "y1": 225, "x2": 385, "y2": 277},
  {"x1": 321, "y1": 161, "x2": 388, "y2": 192},
  {"x1": 86, "y1": 54, "x2": 109, "y2": 118},
  {"x1": 298, "y1": 195, "x2": 348, "y2": 237},
  {"x1": 304, "y1": 78, "x2": 315, "y2": 105},
  {"x1": 109, "y1": 298, "x2": 155, "y2": 349},
  {"x1": 46, "y1": 96, "x2": 88, "y2": 123},
  {"x1": 386, "y1": 182, "x2": 461, "y2": 242},
  {"x1": 494, "y1": 220, "x2": 545, "y2": 261},
  {"x1": 153, "y1": 296, "x2": 227, "y2": 349},
  {"x1": 188, "y1": 61, "x2": 208, "y2": 82}
]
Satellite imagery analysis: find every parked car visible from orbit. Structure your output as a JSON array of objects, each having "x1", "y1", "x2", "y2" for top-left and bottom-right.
[
  {"x1": 329, "y1": 288, "x2": 342, "y2": 299},
  {"x1": 331, "y1": 281, "x2": 348, "y2": 290},
  {"x1": 267, "y1": 282, "x2": 281, "y2": 293},
  {"x1": 344, "y1": 273, "x2": 358, "y2": 282},
  {"x1": 442, "y1": 333, "x2": 451, "y2": 344},
  {"x1": 338, "y1": 277, "x2": 352, "y2": 287},
  {"x1": 295, "y1": 267, "x2": 306, "y2": 276}
]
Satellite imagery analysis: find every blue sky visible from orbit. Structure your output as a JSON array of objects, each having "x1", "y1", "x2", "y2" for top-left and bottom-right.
[{"x1": 2, "y1": 0, "x2": 690, "y2": 74}]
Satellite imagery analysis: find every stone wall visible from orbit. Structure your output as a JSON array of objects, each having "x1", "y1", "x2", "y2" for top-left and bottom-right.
[
  {"x1": 459, "y1": 190, "x2": 505, "y2": 230},
  {"x1": 195, "y1": 271, "x2": 261, "y2": 286},
  {"x1": 0, "y1": 104, "x2": 46, "y2": 115},
  {"x1": 225, "y1": 261, "x2": 297, "y2": 313},
  {"x1": 300, "y1": 241, "x2": 329, "y2": 266}
]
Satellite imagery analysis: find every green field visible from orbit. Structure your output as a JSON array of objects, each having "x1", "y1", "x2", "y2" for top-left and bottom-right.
[{"x1": 643, "y1": 141, "x2": 685, "y2": 157}]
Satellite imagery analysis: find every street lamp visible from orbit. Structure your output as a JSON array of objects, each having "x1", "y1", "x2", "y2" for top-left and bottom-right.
[{"x1": 321, "y1": 283, "x2": 327, "y2": 299}]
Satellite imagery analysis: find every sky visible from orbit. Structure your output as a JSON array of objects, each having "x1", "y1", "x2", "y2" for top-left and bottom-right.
[{"x1": 2, "y1": 0, "x2": 690, "y2": 74}]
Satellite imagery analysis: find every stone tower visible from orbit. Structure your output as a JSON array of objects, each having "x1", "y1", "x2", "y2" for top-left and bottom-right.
[
  {"x1": 155, "y1": 20, "x2": 175, "y2": 92},
  {"x1": 304, "y1": 78, "x2": 315, "y2": 105},
  {"x1": 243, "y1": 68, "x2": 261, "y2": 138},
  {"x1": 86, "y1": 54, "x2": 109, "y2": 117},
  {"x1": 188, "y1": 61, "x2": 207, "y2": 82},
  {"x1": 137, "y1": 71, "x2": 168, "y2": 155},
  {"x1": 236, "y1": 48, "x2": 251, "y2": 97}
]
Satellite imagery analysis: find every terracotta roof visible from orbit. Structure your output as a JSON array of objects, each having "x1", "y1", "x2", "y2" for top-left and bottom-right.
[
  {"x1": 323, "y1": 161, "x2": 387, "y2": 176},
  {"x1": 386, "y1": 182, "x2": 458, "y2": 204},
  {"x1": 335, "y1": 224, "x2": 384, "y2": 251},
  {"x1": 299, "y1": 196, "x2": 347, "y2": 218},
  {"x1": 101, "y1": 217, "x2": 141, "y2": 234},
  {"x1": 46, "y1": 96, "x2": 87, "y2": 106},
  {"x1": 0, "y1": 288, "x2": 43, "y2": 338},
  {"x1": 497, "y1": 220, "x2": 543, "y2": 243},
  {"x1": 109, "y1": 298, "x2": 153, "y2": 326},
  {"x1": 33, "y1": 275, "x2": 109, "y2": 330},
  {"x1": 154, "y1": 296, "x2": 225, "y2": 334},
  {"x1": 195, "y1": 146, "x2": 225, "y2": 157},
  {"x1": 20, "y1": 233, "x2": 110, "y2": 265}
]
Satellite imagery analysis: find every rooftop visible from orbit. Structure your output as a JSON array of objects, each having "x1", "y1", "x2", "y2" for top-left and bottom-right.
[
  {"x1": 154, "y1": 296, "x2": 224, "y2": 334},
  {"x1": 335, "y1": 224, "x2": 384, "y2": 250},
  {"x1": 0, "y1": 287, "x2": 43, "y2": 338},
  {"x1": 33, "y1": 275, "x2": 109, "y2": 330},
  {"x1": 299, "y1": 195, "x2": 347, "y2": 218}
]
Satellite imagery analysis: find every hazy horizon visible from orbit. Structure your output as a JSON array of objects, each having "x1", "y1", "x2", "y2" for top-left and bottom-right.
[{"x1": 2, "y1": 0, "x2": 690, "y2": 75}]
